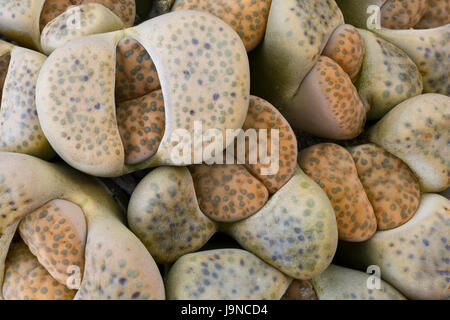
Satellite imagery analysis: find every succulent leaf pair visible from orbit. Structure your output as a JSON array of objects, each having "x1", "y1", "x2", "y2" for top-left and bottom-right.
[
  {"x1": 249, "y1": 0, "x2": 424, "y2": 140},
  {"x1": 0, "y1": 152, "x2": 165, "y2": 300},
  {"x1": 299, "y1": 142, "x2": 420, "y2": 242},
  {"x1": 36, "y1": 11, "x2": 250, "y2": 177},
  {"x1": 296, "y1": 93, "x2": 449, "y2": 299}
]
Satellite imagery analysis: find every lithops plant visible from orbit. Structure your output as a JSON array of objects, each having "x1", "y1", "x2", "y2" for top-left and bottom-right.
[
  {"x1": 0, "y1": 152, "x2": 165, "y2": 300},
  {"x1": 251, "y1": 0, "x2": 343, "y2": 111},
  {"x1": 348, "y1": 143, "x2": 421, "y2": 230},
  {"x1": 0, "y1": 0, "x2": 136, "y2": 54},
  {"x1": 337, "y1": 193, "x2": 450, "y2": 300},
  {"x1": 17, "y1": 199, "x2": 87, "y2": 287},
  {"x1": 251, "y1": 0, "x2": 432, "y2": 138},
  {"x1": 309, "y1": 264, "x2": 405, "y2": 300},
  {"x1": 166, "y1": 249, "x2": 291, "y2": 300},
  {"x1": 356, "y1": 29, "x2": 423, "y2": 120},
  {"x1": 300, "y1": 142, "x2": 423, "y2": 239},
  {"x1": 36, "y1": 11, "x2": 250, "y2": 177},
  {"x1": 250, "y1": 1, "x2": 374, "y2": 139},
  {"x1": 369, "y1": 93, "x2": 450, "y2": 192},
  {"x1": 172, "y1": 0, "x2": 272, "y2": 52},
  {"x1": 127, "y1": 166, "x2": 218, "y2": 264},
  {"x1": 128, "y1": 96, "x2": 338, "y2": 279},
  {"x1": 0, "y1": 39, "x2": 54, "y2": 159},
  {"x1": 298, "y1": 143, "x2": 377, "y2": 242}
]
